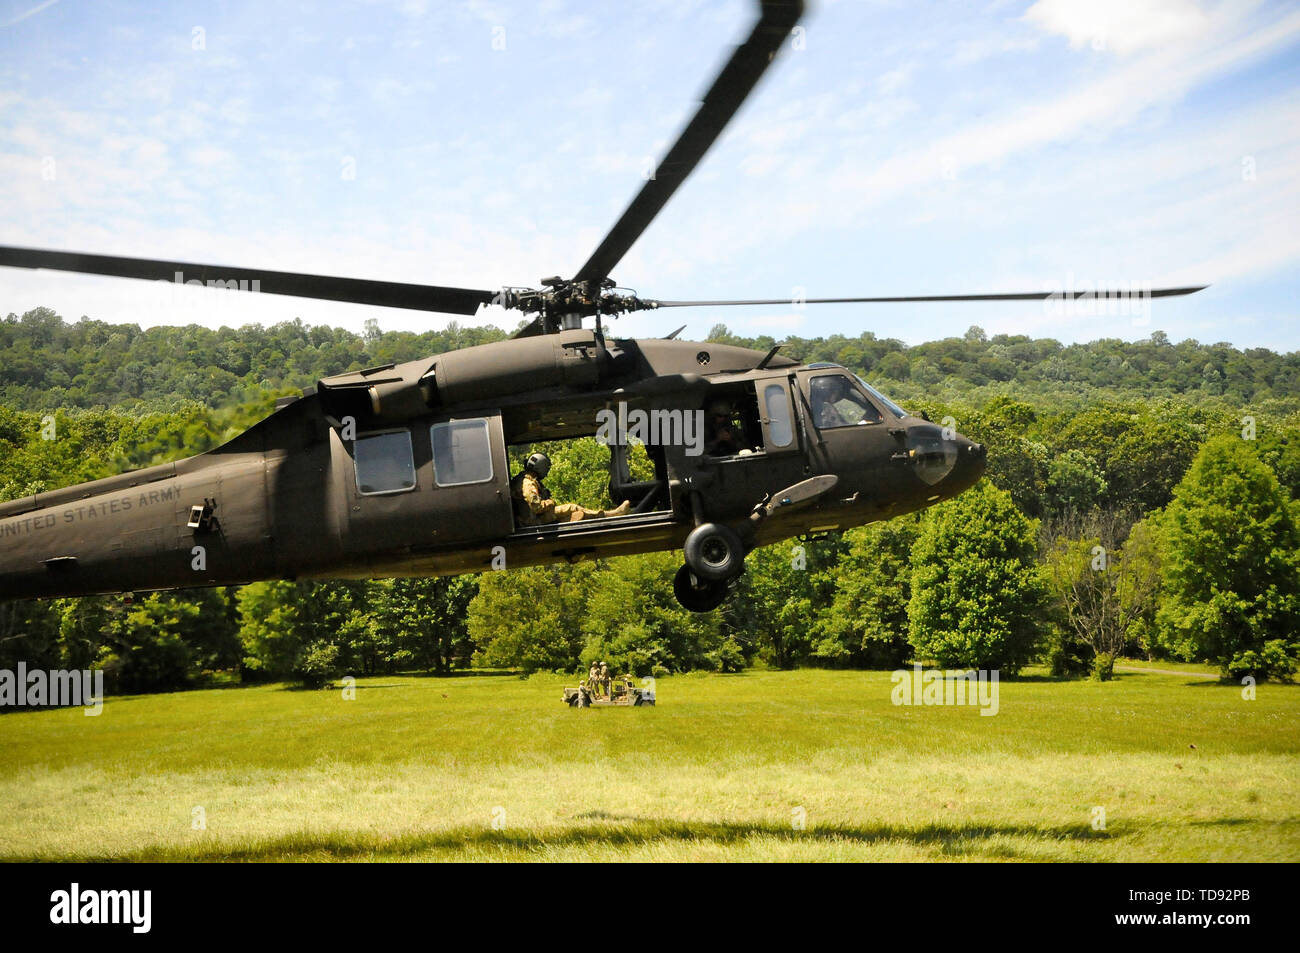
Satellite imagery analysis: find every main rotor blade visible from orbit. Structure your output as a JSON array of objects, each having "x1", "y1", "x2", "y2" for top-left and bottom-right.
[
  {"x1": 649, "y1": 286, "x2": 1209, "y2": 307},
  {"x1": 571, "y1": 0, "x2": 804, "y2": 286},
  {"x1": 0, "y1": 246, "x2": 497, "y2": 316}
]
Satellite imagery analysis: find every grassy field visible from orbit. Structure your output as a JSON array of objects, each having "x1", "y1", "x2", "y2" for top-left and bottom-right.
[{"x1": 1, "y1": 666, "x2": 1297, "y2": 862}]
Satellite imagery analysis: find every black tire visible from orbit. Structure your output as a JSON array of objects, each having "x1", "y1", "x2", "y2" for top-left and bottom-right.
[
  {"x1": 673, "y1": 564, "x2": 730, "y2": 612},
  {"x1": 683, "y1": 522, "x2": 744, "y2": 582}
]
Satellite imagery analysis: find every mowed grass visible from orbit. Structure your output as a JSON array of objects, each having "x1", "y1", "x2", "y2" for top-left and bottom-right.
[{"x1": 1, "y1": 667, "x2": 1297, "y2": 862}]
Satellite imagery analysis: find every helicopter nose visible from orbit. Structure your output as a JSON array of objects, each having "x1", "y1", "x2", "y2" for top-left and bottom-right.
[
  {"x1": 903, "y1": 425, "x2": 985, "y2": 490},
  {"x1": 951, "y1": 438, "x2": 987, "y2": 489}
]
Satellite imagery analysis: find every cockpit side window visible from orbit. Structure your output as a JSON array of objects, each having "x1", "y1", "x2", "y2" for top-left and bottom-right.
[{"x1": 809, "y1": 374, "x2": 883, "y2": 429}]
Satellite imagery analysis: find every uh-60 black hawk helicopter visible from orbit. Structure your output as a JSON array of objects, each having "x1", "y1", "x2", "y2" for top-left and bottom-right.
[{"x1": 0, "y1": 0, "x2": 1203, "y2": 612}]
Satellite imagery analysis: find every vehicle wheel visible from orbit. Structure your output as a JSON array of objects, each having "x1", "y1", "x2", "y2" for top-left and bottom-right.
[
  {"x1": 683, "y1": 522, "x2": 744, "y2": 582},
  {"x1": 673, "y1": 564, "x2": 730, "y2": 612}
]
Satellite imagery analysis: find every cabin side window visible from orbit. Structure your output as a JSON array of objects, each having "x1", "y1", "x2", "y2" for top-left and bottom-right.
[
  {"x1": 354, "y1": 429, "x2": 416, "y2": 495},
  {"x1": 431, "y1": 418, "x2": 494, "y2": 487}
]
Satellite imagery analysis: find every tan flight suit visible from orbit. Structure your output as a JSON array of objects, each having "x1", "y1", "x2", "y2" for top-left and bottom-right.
[{"x1": 510, "y1": 471, "x2": 630, "y2": 526}]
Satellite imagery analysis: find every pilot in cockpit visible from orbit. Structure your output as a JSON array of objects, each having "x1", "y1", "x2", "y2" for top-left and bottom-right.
[{"x1": 810, "y1": 375, "x2": 882, "y2": 428}]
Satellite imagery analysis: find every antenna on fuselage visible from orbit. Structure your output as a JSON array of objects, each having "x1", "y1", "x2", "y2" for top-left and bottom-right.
[{"x1": 756, "y1": 343, "x2": 784, "y2": 369}]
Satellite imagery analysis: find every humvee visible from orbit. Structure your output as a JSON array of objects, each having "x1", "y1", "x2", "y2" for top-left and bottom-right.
[{"x1": 563, "y1": 675, "x2": 655, "y2": 708}]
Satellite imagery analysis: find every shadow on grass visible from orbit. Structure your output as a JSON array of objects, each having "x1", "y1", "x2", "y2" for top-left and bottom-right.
[
  {"x1": 996, "y1": 674, "x2": 1079, "y2": 684},
  {"x1": 276, "y1": 670, "x2": 525, "y2": 692},
  {"x1": 7, "y1": 818, "x2": 1127, "y2": 863}
]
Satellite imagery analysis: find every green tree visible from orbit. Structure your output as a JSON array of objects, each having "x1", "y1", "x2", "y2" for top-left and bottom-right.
[
  {"x1": 1045, "y1": 449, "x2": 1107, "y2": 516},
  {"x1": 579, "y1": 552, "x2": 725, "y2": 675},
  {"x1": 1106, "y1": 414, "x2": 1199, "y2": 512},
  {"x1": 877, "y1": 351, "x2": 910, "y2": 380},
  {"x1": 728, "y1": 539, "x2": 842, "y2": 669},
  {"x1": 236, "y1": 580, "x2": 365, "y2": 684},
  {"x1": 814, "y1": 516, "x2": 920, "y2": 667},
  {"x1": 1118, "y1": 516, "x2": 1163, "y2": 660},
  {"x1": 372, "y1": 576, "x2": 479, "y2": 674},
  {"x1": 965, "y1": 397, "x2": 1049, "y2": 516},
  {"x1": 468, "y1": 563, "x2": 596, "y2": 673},
  {"x1": 908, "y1": 481, "x2": 1046, "y2": 672},
  {"x1": 1256, "y1": 419, "x2": 1300, "y2": 501},
  {"x1": 0, "y1": 599, "x2": 61, "y2": 671},
  {"x1": 98, "y1": 594, "x2": 198, "y2": 694},
  {"x1": 236, "y1": 581, "x2": 304, "y2": 680},
  {"x1": 1152, "y1": 435, "x2": 1300, "y2": 679}
]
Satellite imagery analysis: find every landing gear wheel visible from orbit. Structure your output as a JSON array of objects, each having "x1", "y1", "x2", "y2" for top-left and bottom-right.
[
  {"x1": 673, "y1": 564, "x2": 731, "y2": 612},
  {"x1": 683, "y1": 522, "x2": 744, "y2": 582}
]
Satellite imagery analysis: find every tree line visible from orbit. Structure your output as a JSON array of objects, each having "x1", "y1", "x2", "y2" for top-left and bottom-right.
[{"x1": 5, "y1": 308, "x2": 1299, "y2": 413}]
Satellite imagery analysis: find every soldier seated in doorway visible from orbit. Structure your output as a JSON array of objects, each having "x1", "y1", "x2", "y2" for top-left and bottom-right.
[{"x1": 510, "y1": 452, "x2": 632, "y2": 527}]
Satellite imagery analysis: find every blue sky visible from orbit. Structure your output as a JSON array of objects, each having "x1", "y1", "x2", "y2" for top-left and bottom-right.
[{"x1": 2, "y1": 0, "x2": 1298, "y2": 351}]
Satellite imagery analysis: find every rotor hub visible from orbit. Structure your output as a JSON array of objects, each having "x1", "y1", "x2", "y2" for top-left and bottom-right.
[{"x1": 496, "y1": 277, "x2": 658, "y2": 333}]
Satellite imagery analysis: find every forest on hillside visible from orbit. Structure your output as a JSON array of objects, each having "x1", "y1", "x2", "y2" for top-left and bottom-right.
[
  {"x1": 5, "y1": 307, "x2": 1299, "y2": 412},
  {"x1": 2, "y1": 306, "x2": 1298, "y2": 693}
]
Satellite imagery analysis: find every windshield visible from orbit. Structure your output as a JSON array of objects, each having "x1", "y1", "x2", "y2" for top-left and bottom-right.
[{"x1": 854, "y1": 375, "x2": 909, "y2": 418}]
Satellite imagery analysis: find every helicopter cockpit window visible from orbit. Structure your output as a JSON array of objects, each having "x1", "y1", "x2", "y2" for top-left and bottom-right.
[
  {"x1": 809, "y1": 374, "x2": 883, "y2": 429},
  {"x1": 854, "y1": 374, "x2": 908, "y2": 419},
  {"x1": 431, "y1": 419, "x2": 494, "y2": 487},
  {"x1": 354, "y1": 430, "x2": 416, "y2": 495}
]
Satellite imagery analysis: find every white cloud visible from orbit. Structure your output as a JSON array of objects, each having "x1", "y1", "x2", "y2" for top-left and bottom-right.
[{"x1": 1023, "y1": 0, "x2": 1216, "y2": 56}]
